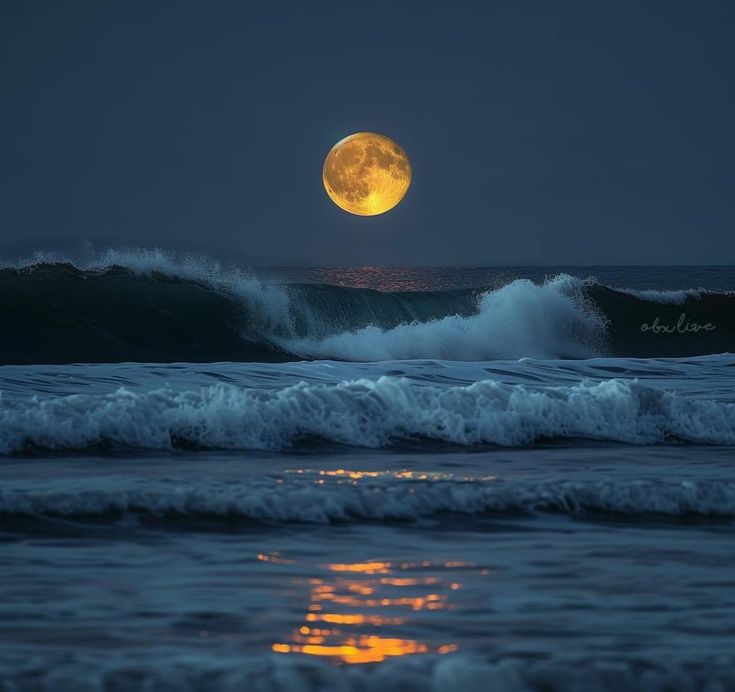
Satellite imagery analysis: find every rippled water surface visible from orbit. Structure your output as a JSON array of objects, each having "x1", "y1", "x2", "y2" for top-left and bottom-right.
[{"x1": 2, "y1": 445, "x2": 735, "y2": 691}]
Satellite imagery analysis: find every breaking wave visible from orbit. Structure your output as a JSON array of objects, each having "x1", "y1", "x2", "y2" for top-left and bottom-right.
[
  {"x1": 1, "y1": 377, "x2": 734, "y2": 454},
  {"x1": 0, "y1": 249, "x2": 733, "y2": 364}
]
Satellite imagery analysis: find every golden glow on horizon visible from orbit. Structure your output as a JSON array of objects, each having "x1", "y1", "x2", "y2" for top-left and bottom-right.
[{"x1": 322, "y1": 132, "x2": 412, "y2": 216}]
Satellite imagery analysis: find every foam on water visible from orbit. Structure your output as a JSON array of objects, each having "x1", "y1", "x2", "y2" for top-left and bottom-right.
[
  {"x1": 2, "y1": 376, "x2": 734, "y2": 454},
  {"x1": 2, "y1": 652, "x2": 734, "y2": 692},
  {"x1": 88, "y1": 254, "x2": 609, "y2": 361},
  {"x1": 278, "y1": 275, "x2": 607, "y2": 361},
  {"x1": 616, "y1": 287, "x2": 709, "y2": 304},
  {"x1": 2, "y1": 474, "x2": 734, "y2": 521}
]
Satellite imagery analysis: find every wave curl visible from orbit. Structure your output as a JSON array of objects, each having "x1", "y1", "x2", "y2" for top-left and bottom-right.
[{"x1": 1, "y1": 250, "x2": 733, "y2": 363}]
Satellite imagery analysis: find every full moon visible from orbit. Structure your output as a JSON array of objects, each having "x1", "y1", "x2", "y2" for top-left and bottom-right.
[{"x1": 322, "y1": 132, "x2": 412, "y2": 216}]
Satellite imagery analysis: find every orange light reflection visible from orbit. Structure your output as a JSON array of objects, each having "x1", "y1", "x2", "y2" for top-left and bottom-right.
[
  {"x1": 269, "y1": 558, "x2": 469, "y2": 664},
  {"x1": 328, "y1": 562, "x2": 392, "y2": 574}
]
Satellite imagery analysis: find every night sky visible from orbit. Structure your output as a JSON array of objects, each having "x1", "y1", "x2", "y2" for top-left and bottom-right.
[{"x1": 2, "y1": 0, "x2": 734, "y2": 265}]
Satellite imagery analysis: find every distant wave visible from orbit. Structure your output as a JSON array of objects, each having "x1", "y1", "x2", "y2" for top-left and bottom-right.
[
  {"x1": 615, "y1": 286, "x2": 707, "y2": 304},
  {"x1": 2, "y1": 475, "x2": 735, "y2": 521},
  {"x1": 0, "y1": 249, "x2": 733, "y2": 363},
  {"x1": 2, "y1": 377, "x2": 734, "y2": 454}
]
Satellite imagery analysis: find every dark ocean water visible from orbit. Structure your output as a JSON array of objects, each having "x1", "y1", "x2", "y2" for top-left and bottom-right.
[{"x1": 1, "y1": 252, "x2": 734, "y2": 691}]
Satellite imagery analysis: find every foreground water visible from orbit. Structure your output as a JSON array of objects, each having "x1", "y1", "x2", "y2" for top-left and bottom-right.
[
  {"x1": 1, "y1": 356, "x2": 734, "y2": 692},
  {"x1": 1, "y1": 446, "x2": 734, "y2": 691}
]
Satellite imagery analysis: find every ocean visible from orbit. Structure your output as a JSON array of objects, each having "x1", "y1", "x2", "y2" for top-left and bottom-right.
[{"x1": 1, "y1": 252, "x2": 734, "y2": 691}]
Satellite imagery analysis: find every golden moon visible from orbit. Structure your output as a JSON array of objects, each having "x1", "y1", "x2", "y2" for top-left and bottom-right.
[{"x1": 322, "y1": 132, "x2": 412, "y2": 216}]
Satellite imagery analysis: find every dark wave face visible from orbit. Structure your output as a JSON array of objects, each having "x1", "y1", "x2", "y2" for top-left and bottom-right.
[
  {"x1": 0, "y1": 260, "x2": 733, "y2": 364},
  {"x1": 0, "y1": 264, "x2": 289, "y2": 363},
  {"x1": 587, "y1": 284, "x2": 733, "y2": 358}
]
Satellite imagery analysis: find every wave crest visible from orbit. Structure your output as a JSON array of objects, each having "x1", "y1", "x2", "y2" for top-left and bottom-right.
[
  {"x1": 1, "y1": 249, "x2": 733, "y2": 363},
  {"x1": 2, "y1": 377, "x2": 734, "y2": 454},
  {"x1": 280, "y1": 275, "x2": 606, "y2": 360},
  {"x1": 2, "y1": 476, "x2": 735, "y2": 521}
]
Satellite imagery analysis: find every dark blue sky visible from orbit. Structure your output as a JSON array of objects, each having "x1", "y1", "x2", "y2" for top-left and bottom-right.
[{"x1": 2, "y1": 0, "x2": 734, "y2": 265}]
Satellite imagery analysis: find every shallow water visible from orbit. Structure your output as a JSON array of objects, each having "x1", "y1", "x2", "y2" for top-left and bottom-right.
[{"x1": 1, "y1": 445, "x2": 734, "y2": 691}]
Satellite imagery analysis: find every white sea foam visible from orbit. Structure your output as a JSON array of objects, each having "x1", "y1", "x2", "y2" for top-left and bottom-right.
[
  {"x1": 279, "y1": 275, "x2": 607, "y2": 361},
  {"x1": 616, "y1": 287, "x2": 711, "y2": 304},
  {"x1": 1, "y1": 377, "x2": 734, "y2": 455}
]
